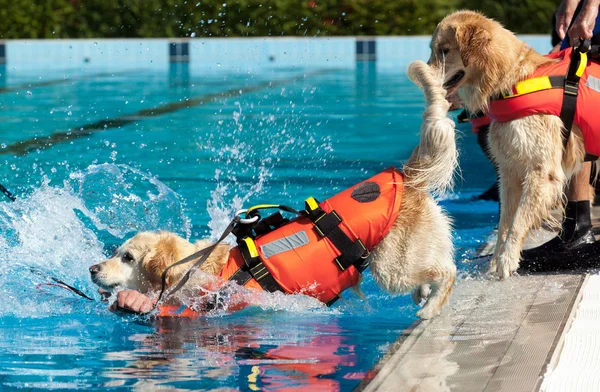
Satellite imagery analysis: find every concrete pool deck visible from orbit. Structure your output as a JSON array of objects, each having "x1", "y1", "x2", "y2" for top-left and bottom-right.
[
  {"x1": 357, "y1": 273, "x2": 584, "y2": 392},
  {"x1": 357, "y1": 209, "x2": 600, "y2": 392}
]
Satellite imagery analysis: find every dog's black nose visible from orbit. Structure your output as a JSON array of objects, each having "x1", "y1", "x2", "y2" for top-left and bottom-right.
[{"x1": 89, "y1": 265, "x2": 100, "y2": 275}]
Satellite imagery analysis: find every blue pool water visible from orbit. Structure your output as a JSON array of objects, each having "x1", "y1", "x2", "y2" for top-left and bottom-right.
[{"x1": 0, "y1": 62, "x2": 499, "y2": 390}]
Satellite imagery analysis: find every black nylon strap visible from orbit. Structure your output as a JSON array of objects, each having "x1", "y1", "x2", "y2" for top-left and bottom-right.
[
  {"x1": 253, "y1": 212, "x2": 289, "y2": 236},
  {"x1": 236, "y1": 238, "x2": 284, "y2": 293},
  {"x1": 458, "y1": 110, "x2": 486, "y2": 123},
  {"x1": 560, "y1": 47, "x2": 586, "y2": 148},
  {"x1": 307, "y1": 207, "x2": 369, "y2": 272},
  {"x1": 548, "y1": 75, "x2": 565, "y2": 88},
  {"x1": 560, "y1": 87, "x2": 578, "y2": 147},
  {"x1": 229, "y1": 263, "x2": 284, "y2": 293},
  {"x1": 314, "y1": 210, "x2": 342, "y2": 236},
  {"x1": 229, "y1": 266, "x2": 253, "y2": 286}
]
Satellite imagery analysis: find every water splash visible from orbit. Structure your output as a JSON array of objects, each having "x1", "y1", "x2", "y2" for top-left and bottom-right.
[
  {"x1": 0, "y1": 164, "x2": 190, "y2": 318},
  {"x1": 70, "y1": 163, "x2": 191, "y2": 239},
  {"x1": 203, "y1": 98, "x2": 329, "y2": 241},
  {"x1": 177, "y1": 274, "x2": 333, "y2": 318},
  {"x1": 0, "y1": 179, "x2": 104, "y2": 317}
]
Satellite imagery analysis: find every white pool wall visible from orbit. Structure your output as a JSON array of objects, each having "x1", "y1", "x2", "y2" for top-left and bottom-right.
[{"x1": 2, "y1": 35, "x2": 551, "y2": 73}]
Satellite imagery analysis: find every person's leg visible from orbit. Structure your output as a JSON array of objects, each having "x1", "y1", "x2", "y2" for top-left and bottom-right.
[
  {"x1": 520, "y1": 162, "x2": 594, "y2": 264},
  {"x1": 561, "y1": 162, "x2": 595, "y2": 245}
]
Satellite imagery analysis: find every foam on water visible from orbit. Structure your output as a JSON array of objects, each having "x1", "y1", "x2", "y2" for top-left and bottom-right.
[
  {"x1": 0, "y1": 164, "x2": 192, "y2": 318},
  {"x1": 0, "y1": 160, "x2": 337, "y2": 318},
  {"x1": 0, "y1": 179, "x2": 103, "y2": 317}
]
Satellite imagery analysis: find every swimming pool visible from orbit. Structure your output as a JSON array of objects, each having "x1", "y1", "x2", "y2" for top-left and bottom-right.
[{"x1": 0, "y1": 45, "x2": 504, "y2": 390}]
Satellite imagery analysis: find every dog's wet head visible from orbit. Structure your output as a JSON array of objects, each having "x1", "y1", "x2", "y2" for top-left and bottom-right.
[
  {"x1": 428, "y1": 11, "x2": 493, "y2": 96},
  {"x1": 89, "y1": 232, "x2": 192, "y2": 293}
]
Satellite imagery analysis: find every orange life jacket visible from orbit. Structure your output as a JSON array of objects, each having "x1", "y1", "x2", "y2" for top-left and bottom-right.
[
  {"x1": 157, "y1": 167, "x2": 404, "y2": 317},
  {"x1": 484, "y1": 48, "x2": 600, "y2": 156}
]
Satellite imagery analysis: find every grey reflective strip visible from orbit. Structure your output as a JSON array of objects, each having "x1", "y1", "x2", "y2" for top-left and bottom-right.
[
  {"x1": 586, "y1": 75, "x2": 600, "y2": 93},
  {"x1": 260, "y1": 231, "x2": 309, "y2": 258}
]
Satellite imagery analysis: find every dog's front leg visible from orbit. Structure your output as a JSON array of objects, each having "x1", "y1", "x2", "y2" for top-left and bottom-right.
[
  {"x1": 497, "y1": 168, "x2": 563, "y2": 278},
  {"x1": 489, "y1": 168, "x2": 523, "y2": 275}
]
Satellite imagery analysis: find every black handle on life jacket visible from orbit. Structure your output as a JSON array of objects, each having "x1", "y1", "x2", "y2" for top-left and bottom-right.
[{"x1": 560, "y1": 39, "x2": 590, "y2": 148}]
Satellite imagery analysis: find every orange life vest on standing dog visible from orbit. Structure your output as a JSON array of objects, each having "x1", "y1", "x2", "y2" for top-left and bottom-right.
[
  {"x1": 468, "y1": 48, "x2": 600, "y2": 156},
  {"x1": 158, "y1": 167, "x2": 404, "y2": 317}
]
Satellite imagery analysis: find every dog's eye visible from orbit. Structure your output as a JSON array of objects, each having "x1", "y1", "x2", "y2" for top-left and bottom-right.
[
  {"x1": 122, "y1": 252, "x2": 135, "y2": 263},
  {"x1": 441, "y1": 48, "x2": 450, "y2": 56}
]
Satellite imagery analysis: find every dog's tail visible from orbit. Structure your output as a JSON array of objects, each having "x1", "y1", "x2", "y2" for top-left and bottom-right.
[{"x1": 404, "y1": 60, "x2": 458, "y2": 197}]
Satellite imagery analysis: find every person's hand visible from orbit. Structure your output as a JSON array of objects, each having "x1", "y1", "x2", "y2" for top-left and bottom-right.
[
  {"x1": 556, "y1": 0, "x2": 583, "y2": 40},
  {"x1": 109, "y1": 290, "x2": 155, "y2": 314},
  {"x1": 568, "y1": 0, "x2": 600, "y2": 46}
]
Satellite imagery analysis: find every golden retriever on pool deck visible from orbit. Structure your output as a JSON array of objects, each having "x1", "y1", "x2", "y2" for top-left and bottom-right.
[
  {"x1": 90, "y1": 62, "x2": 457, "y2": 319},
  {"x1": 427, "y1": 10, "x2": 592, "y2": 278}
]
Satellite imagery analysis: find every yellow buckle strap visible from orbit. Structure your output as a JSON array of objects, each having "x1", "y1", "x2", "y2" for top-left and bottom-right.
[
  {"x1": 503, "y1": 76, "x2": 553, "y2": 98},
  {"x1": 305, "y1": 197, "x2": 319, "y2": 211},
  {"x1": 577, "y1": 52, "x2": 588, "y2": 77},
  {"x1": 246, "y1": 204, "x2": 282, "y2": 216},
  {"x1": 242, "y1": 237, "x2": 259, "y2": 258}
]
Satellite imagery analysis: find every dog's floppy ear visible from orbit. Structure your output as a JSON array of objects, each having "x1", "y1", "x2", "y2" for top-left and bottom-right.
[
  {"x1": 143, "y1": 233, "x2": 180, "y2": 287},
  {"x1": 454, "y1": 23, "x2": 491, "y2": 68}
]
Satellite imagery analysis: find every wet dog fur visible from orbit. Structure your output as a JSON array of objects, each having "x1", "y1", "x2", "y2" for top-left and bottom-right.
[
  {"x1": 90, "y1": 63, "x2": 457, "y2": 319},
  {"x1": 428, "y1": 11, "x2": 588, "y2": 278}
]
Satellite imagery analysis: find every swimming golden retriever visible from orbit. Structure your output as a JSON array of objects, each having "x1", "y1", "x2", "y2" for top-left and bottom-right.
[
  {"x1": 427, "y1": 10, "x2": 589, "y2": 278},
  {"x1": 90, "y1": 62, "x2": 457, "y2": 319}
]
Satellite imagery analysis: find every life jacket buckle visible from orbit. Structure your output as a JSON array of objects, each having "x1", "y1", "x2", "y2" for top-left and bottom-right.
[
  {"x1": 564, "y1": 80, "x2": 579, "y2": 96},
  {"x1": 358, "y1": 239, "x2": 370, "y2": 259},
  {"x1": 576, "y1": 37, "x2": 591, "y2": 54}
]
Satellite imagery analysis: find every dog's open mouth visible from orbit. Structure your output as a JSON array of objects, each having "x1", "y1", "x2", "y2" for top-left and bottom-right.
[{"x1": 443, "y1": 70, "x2": 465, "y2": 90}]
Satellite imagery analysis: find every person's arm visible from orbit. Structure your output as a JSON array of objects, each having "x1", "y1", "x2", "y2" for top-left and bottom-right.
[{"x1": 568, "y1": 0, "x2": 600, "y2": 45}]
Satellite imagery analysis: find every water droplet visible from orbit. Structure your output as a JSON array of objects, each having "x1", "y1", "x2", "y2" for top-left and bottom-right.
[
  {"x1": 1, "y1": 143, "x2": 6, "y2": 149},
  {"x1": 26, "y1": 91, "x2": 32, "y2": 96},
  {"x1": 190, "y1": 32, "x2": 196, "y2": 38},
  {"x1": 217, "y1": 63, "x2": 221, "y2": 67},
  {"x1": 67, "y1": 111, "x2": 72, "y2": 116},
  {"x1": 93, "y1": 42, "x2": 98, "y2": 46},
  {"x1": 196, "y1": 1, "x2": 200, "y2": 5},
  {"x1": 125, "y1": 101, "x2": 129, "y2": 104}
]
